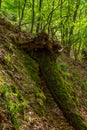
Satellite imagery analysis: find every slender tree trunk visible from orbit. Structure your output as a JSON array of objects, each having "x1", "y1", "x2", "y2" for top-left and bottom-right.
[
  {"x1": 42, "y1": 1, "x2": 59, "y2": 33},
  {"x1": 19, "y1": 0, "x2": 27, "y2": 28},
  {"x1": 48, "y1": 1, "x2": 54, "y2": 35},
  {"x1": 31, "y1": 0, "x2": 35, "y2": 33},
  {"x1": 74, "y1": 9, "x2": 81, "y2": 60},
  {"x1": 18, "y1": 0, "x2": 21, "y2": 27},
  {"x1": 60, "y1": 0, "x2": 63, "y2": 45},
  {"x1": 67, "y1": 0, "x2": 80, "y2": 55},
  {"x1": 36, "y1": 0, "x2": 43, "y2": 34},
  {"x1": 66, "y1": 0, "x2": 70, "y2": 46},
  {"x1": 0, "y1": 0, "x2": 2, "y2": 9}
]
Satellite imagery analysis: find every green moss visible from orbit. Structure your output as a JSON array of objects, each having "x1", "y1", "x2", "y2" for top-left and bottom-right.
[
  {"x1": 69, "y1": 113, "x2": 87, "y2": 130},
  {"x1": 72, "y1": 72, "x2": 80, "y2": 80},
  {"x1": 57, "y1": 62, "x2": 68, "y2": 70},
  {"x1": 23, "y1": 56, "x2": 40, "y2": 85},
  {"x1": 36, "y1": 52, "x2": 87, "y2": 130},
  {"x1": 34, "y1": 90, "x2": 46, "y2": 116},
  {"x1": 39, "y1": 58, "x2": 76, "y2": 107}
]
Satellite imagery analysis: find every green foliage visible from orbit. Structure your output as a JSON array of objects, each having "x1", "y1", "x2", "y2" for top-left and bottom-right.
[
  {"x1": 81, "y1": 81, "x2": 87, "y2": 97},
  {"x1": 81, "y1": 81, "x2": 87, "y2": 88},
  {"x1": 36, "y1": 90, "x2": 46, "y2": 107},
  {"x1": 36, "y1": 90, "x2": 46, "y2": 101},
  {"x1": 57, "y1": 62, "x2": 71, "y2": 79},
  {"x1": 35, "y1": 90, "x2": 46, "y2": 116},
  {"x1": 62, "y1": 71, "x2": 71, "y2": 79},
  {"x1": 57, "y1": 62, "x2": 68, "y2": 70},
  {"x1": 69, "y1": 112, "x2": 87, "y2": 130},
  {"x1": 0, "y1": 0, "x2": 87, "y2": 56},
  {"x1": 4, "y1": 53, "x2": 12, "y2": 69},
  {"x1": 0, "y1": 75, "x2": 27, "y2": 129}
]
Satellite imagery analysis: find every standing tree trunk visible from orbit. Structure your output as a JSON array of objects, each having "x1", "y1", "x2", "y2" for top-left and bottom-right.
[
  {"x1": 67, "y1": 0, "x2": 80, "y2": 55},
  {"x1": 31, "y1": 0, "x2": 35, "y2": 33},
  {"x1": 36, "y1": 0, "x2": 43, "y2": 34},
  {"x1": 19, "y1": 0, "x2": 27, "y2": 29},
  {"x1": 18, "y1": 0, "x2": 21, "y2": 28},
  {"x1": 48, "y1": 1, "x2": 54, "y2": 35},
  {"x1": 0, "y1": 0, "x2": 2, "y2": 9},
  {"x1": 60, "y1": 0, "x2": 64, "y2": 45}
]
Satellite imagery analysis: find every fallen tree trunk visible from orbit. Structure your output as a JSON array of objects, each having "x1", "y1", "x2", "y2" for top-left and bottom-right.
[
  {"x1": 34, "y1": 50, "x2": 87, "y2": 130},
  {"x1": 20, "y1": 32, "x2": 87, "y2": 130}
]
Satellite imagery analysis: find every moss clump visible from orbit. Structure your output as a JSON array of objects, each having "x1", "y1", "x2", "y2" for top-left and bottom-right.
[
  {"x1": 69, "y1": 113, "x2": 87, "y2": 130},
  {"x1": 35, "y1": 90, "x2": 46, "y2": 116},
  {"x1": 23, "y1": 56, "x2": 40, "y2": 85}
]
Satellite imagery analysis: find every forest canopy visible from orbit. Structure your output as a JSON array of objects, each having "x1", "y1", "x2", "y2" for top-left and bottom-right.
[{"x1": 0, "y1": 0, "x2": 87, "y2": 58}]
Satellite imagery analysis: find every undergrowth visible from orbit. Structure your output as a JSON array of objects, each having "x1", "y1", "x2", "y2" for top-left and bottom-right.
[{"x1": 0, "y1": 74, "x2": 28, "y2": 129}]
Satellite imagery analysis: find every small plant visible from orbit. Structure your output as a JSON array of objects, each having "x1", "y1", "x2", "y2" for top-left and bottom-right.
[
  {"x1": 29, "y1": 116, "x2": 35, "y2": 124},
  {"x1": 57, "y1": 62, "x2": 68, "y2": 70},
  {"x1": 57, "y1": 62, "x2": 70, "y2": 79},
  {"x1": 35, "y1": 90, "x2": 46, "y2": 116},
  {"x1": 4, "y1": 53, "x2": 12, "y2": 69},
  {"x1": 81, "y1": 81, "x2": 87, "y2": 96},
  {"x1": 35, "y1": 90, "x2": 46, "y2": 100},
  {"x1": 62, "y1": 71, "x2": 71, "y2": 79},
  {"x1": 5, "y1": 54, "x2": 12, "y2": 63},
  {"x1": 0, "y1": 81, "x2": 28, "y2": 129},
  {"x1": 81, "y1": 81, "x2": 87, "y2": 88}
]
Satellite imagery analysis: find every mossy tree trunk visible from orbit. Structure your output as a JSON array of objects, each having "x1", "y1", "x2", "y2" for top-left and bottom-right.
[
  {"x1": 35, "y1": 50, "x2": 87, "y2": 130},
  {"x1": 21, "y1": 32, "x2": 87, "y2": 130}
]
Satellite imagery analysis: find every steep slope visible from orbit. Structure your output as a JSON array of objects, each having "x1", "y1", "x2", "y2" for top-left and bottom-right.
[
  {"x1": 0, "y1": 18, "x2": 87, "y2": 130},
  {"x1": 0, "y1": 19, "x2": 74, "y2": 130}
]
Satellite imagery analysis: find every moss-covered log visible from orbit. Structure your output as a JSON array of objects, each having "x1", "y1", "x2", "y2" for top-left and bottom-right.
[
  {"x1": 35, "y1": 50, "x2": 87, "y2": 130},
  {"x1": 21, "y1": 32, "x2": 87, "y2": 130}
]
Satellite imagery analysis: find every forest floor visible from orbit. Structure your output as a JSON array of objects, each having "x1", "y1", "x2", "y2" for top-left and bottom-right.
[
  {"x1": 0, "y1": 19, "x2": 87, "y2": 130},
  {"x1": 57, "y1": 53, "x2": 87, "y2": 122}
]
